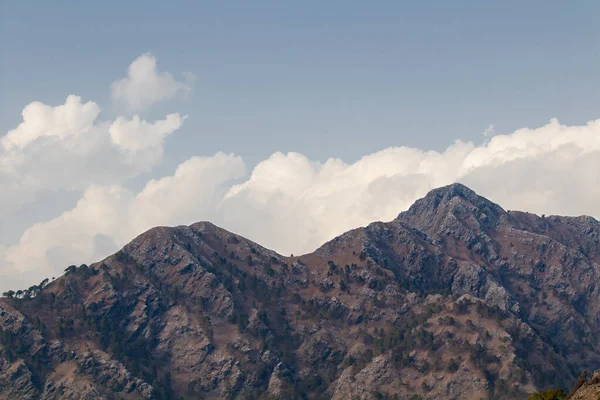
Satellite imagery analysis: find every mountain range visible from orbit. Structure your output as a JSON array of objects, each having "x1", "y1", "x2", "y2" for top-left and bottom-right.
[{"x1": 1, "y1": 183, "x2": 599, "y2": 399}]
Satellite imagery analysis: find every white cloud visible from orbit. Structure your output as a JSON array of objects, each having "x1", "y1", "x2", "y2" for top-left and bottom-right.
[
  {"x1": 219, "y1": 144, "x2": 473, "y2": 253},
  {"x1": 1, "y1": 153, "x2": 245, "y2": 290},
  {"x1": 128, "y1": 152, "x2": 246, "y2": 234},
  {"x1": 0, "y1": 97, "x2": 185, "y2": 218},
  {"x1": 3, "y1": 185, "x2": 132, "y2": 281},
  {"x1": 110, "y1": 113, "x2": 185, "y2": 151},
  {"x1": 111, "y1": 53, "x2": 193, "y2": 111},
  {"x1": 1, "y1": 95, "x2": 100, "y2": 151},
  {"x1": 0, "y1": 53, "x2": 191, "y2": 291},
  {"x1": 2, "y1": 117, "x2": 598, "y2": 294}
]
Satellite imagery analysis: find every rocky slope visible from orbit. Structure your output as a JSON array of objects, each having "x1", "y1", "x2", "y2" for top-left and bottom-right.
[
  {"x1": 571, "y1": 380, "x2": 600, "y2": 400},
  {"x1": 1, "y1": 183, "x2": 599, "y2": 399},
  {"x1": 570, "y1": 371, "x2": 600, "y2": 400}
]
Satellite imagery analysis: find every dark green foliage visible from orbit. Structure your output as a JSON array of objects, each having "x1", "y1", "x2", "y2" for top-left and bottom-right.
[
  {"x1": 474, "y1": 301, "x2": 509, "y2": 322},
  {"x1": 228, "y1": 235, "x2": 239, "y2": 244},
  {"x1": 230, "y1": 312, "x2": 250, "y2": 332},
  {"x1": 469, "y1": 343, "x2": 500, "y2": 369},
  {"x1": 65, "y1": 265, "x2": 77, "y2": 274},
  {"x1": 368, "y1": 278, "x2": 387, "y2": 291},
  {"x1": 115, "y1": 250, "x2": 127, "y2": 262},
  {"x1": 295, "y1": 374, "x2": 324, "y2": 396},
  {"x1": 447, "y1": 357, "x2": 460, "y2": 372},
  {"x1": 339, "y1": 280, "x2": 348, "y2": 292},
  {"x1": 263, "y1": 263, "x2": 274, "y2": 276},
  {"x1": 527, "y1": 388, "x2": 566, "y2": 400},
  {"x1": 439, "y1": 315, "x2": 456, "y2": 326}
]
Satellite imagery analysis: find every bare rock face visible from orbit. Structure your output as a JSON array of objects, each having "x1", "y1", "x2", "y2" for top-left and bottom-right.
[
  {"x1": 567, "y1": 371, "x2": 600, "y2": 400},
  {"x1": 1, "y1": 184, "x2": 599, "y2": 399},
  {"x1": 0, "y1": 359, "x2": 39, "y2": 400}
]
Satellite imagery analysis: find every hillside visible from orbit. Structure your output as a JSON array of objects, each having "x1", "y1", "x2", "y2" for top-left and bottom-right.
[{"x1": 1, "y1": 183, "x2": 599, "y2": 399}]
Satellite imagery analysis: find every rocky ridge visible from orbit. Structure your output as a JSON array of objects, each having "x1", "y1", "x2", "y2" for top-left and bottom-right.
[{"x1": 1, "y1": 183, "x2": 599, "y2": 399}]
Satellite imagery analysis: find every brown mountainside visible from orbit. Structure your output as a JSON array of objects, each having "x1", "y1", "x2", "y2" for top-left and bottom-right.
[{"x1": 1, "y1": 183, "x2": 599, "y2": 399}]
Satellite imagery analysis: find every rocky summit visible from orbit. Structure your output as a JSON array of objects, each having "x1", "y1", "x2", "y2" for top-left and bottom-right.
[{"x1": 1, "y1": 183, "x2": 599, "y2": 400}]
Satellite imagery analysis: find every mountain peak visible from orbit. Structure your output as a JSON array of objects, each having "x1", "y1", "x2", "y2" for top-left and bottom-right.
[
  {"x1": 407, "y1": 183, "x2": 504, "y2": 212},
  {"x1": 418, "y1": 182, "x2": 495, "y2": 207},
  {"x1": 396, "y1": 183, "x2": 506, "y2": 236},
  {"x1": 429, "y1": 182, "x2": 476, "y2": 198}
]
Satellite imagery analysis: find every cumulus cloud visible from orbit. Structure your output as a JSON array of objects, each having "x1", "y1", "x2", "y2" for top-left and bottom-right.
[
  {"x1": 2, "y1": 117, "x2": 598, "y2": 293},
  {"x1": 221, "y1": 119, "x2": 600, "y2": 254},
  {"x1": 219, "y1": 144, "x2": 473, "y2": 253},
  {"x1": 1, "y1": 95, "x2": 100, "y2": 151},
  {"x1": 109, "y1": 113, "x2": 185, "y2": 151},
  {"x1": 4, "y1": 185, "x2": 132, "y2": 281},
  {"x1": 0, "y1": 96, "x2": 185, "y2": 218},
  {"x1": 111, "y1": 53, "x2": 193, "y2": 111},
  {"x1": 128, "y1": 153, "x2": 246, "y2": 233},
  {"x1": 1, "y1": 153, "x2": 245, "y2": 289}
]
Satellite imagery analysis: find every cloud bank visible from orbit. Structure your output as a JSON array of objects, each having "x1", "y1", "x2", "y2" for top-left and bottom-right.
[
  {"x1": 0, "y1": 96, "x2": 184, "y2": 219},
  {"x1": 1, "y1": 54, "x2": 599, "y2": 293}
]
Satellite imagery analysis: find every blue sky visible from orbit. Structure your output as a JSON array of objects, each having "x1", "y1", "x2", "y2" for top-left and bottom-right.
[
  {"x1": 2, "y1": 1, "x2": 599, "y2": 168},
  {"x1": 0, "y1": 1, "x2": 599, "y2": 292}
]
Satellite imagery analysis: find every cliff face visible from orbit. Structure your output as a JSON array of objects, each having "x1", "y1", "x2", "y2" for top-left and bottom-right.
[{"x1": 1, "y1": 184, "x2": 599, "y2": 400}]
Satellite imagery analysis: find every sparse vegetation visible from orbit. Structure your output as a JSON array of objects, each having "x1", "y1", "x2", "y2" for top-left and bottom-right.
[
  {"x1": 1, "y1": 187, "x2": 599, "y2": 399},
  {"x1": 527, "y1": 388, "x2": 566, "y2": 400}
]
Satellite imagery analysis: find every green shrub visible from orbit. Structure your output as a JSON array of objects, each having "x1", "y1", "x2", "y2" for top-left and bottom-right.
[{"x1": 527, "y1": 388, "x2": 566, "y2": 400}]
